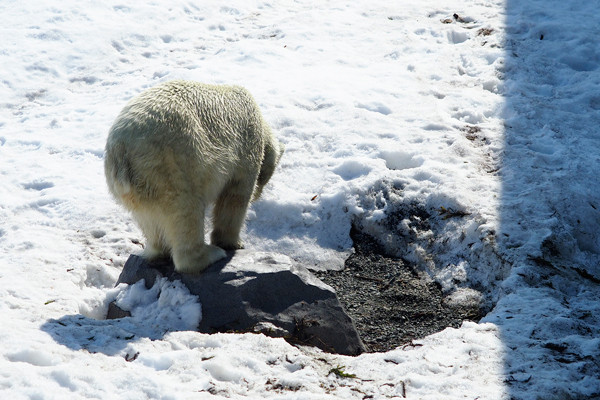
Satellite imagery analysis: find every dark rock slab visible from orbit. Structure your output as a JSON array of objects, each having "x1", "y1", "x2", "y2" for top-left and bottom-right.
[{"x1": 108, "y1": 251, "x2": 366, "y2": 356}]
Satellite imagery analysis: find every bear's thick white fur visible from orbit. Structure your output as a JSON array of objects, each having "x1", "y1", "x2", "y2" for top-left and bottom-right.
[{"x1": 105, "y1": 81, "x2": 284, "y2": 273}]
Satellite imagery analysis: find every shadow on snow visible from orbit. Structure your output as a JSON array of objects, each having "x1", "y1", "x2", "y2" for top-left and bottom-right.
[{"x1": 493, "y1": 1, "x2": 600, "y2": 398}]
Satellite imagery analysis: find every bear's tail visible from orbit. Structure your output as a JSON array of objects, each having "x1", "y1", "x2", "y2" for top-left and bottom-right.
[{"x1": 104, "y1": 142, "x2": 139, "y2": 208}]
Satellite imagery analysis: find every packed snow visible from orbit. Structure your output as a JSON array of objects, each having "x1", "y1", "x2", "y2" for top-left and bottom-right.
[{"x1": 1, "y1": 0, "x2": 599, "y2": 398}]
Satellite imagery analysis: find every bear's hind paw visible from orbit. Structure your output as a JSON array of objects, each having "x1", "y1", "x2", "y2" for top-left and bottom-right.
[
  {"x1": 173, "y1": 244, "x2": 227, "y2": 274},
  {"x1": 214, "y1": 241, "x2": 244, "y2": 251}
]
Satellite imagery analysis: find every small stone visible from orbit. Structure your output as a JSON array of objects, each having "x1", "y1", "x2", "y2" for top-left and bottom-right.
[{"x1": 106, "y1": 301, "x2": 131, "y2": 319}]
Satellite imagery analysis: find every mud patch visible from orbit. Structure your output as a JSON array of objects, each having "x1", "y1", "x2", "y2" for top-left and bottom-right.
[{"x1": 315, "y1": 227, "x2": 483, "y2": 353}]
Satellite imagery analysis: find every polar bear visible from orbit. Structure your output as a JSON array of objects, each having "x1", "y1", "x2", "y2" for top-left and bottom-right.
[{"x1": 105, "y1": 81, "x2": 284, "y2": 273}]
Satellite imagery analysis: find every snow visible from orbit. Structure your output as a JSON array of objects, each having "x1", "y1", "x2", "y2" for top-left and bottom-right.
[{"x1": 1, "y1": 0, "x2": 598, "y2": 398}]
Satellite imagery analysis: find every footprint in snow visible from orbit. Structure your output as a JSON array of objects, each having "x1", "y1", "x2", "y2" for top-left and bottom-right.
[{"x1": 356, "y1": 102, "x2": 392, "y2": 115}]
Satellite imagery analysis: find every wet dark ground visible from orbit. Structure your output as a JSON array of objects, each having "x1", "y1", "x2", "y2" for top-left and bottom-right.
[{"x1": 314, "y1": 229, "x2": 483, "y2": 353}]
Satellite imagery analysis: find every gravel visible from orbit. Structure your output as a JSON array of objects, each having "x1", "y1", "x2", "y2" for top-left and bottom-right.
[{"x1": 314, "y1": 228, "x2": 483, "y2": 353}]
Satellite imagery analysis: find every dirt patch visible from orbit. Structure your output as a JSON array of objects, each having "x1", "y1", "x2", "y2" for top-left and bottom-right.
[{"x1": 314, "y1": 227, "x2": 483, "y2": 353}]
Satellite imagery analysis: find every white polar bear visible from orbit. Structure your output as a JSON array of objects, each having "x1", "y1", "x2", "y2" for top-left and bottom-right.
[{"x1": 105, "y1": 80, "x2": 284, "y2": 273}]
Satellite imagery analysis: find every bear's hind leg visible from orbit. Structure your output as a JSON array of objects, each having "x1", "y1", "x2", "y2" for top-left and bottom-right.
[
  {"x1": 211, "y1": 177, "x2": 255, "y2": 250},
  {"x1": 164, "y1": 199, "x2": 227, "y2": 273},
  {"x1": 132, "y1": 207, "x2": 170, "y2": 261}
]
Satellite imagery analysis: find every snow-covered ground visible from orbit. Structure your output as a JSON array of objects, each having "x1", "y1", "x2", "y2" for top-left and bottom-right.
[{"x1": 1, "y1": 0, "x2": 598, "y2": 398}]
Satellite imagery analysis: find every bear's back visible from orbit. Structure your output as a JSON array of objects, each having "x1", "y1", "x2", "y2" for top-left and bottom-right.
[{"x1": 109, "y1": 81, "x2": 262, "y2": 152}]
